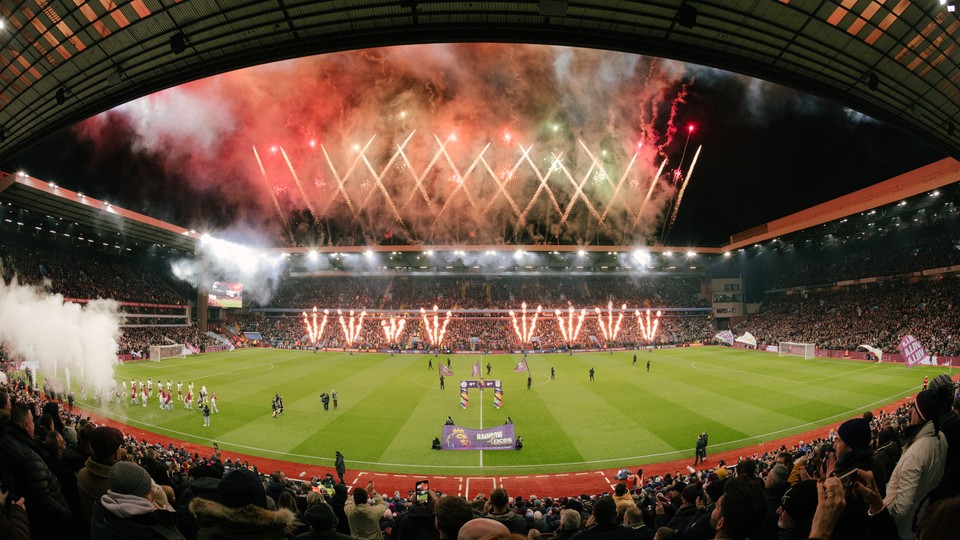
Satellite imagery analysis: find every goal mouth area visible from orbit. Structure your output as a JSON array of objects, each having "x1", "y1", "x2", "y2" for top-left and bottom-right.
[{"x1": 778, "y1": 342, "x2": 816, "y2": 359}]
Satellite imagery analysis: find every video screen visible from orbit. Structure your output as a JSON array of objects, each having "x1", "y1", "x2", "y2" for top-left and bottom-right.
[{"x1": 208, "y1": 281, "x2": 243, "y2": 309}]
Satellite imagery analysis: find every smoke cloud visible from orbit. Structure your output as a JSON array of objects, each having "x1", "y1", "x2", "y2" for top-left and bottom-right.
[
  {"x1": 0, "y1": 271, "x2": 121, "y2": 393},
  {"x1": 75, "y1": 44, "x2": 705, "y2": 246}
]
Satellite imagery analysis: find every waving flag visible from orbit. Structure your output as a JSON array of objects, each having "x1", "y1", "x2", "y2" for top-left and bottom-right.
[
  {"x1": 859, "y1": 344, "x2": 884, "y2": 362},
  {"x1": 440, "y1": 364, "x2": 454, "y2": 377},
  {"x1": 471, "y1": 360, "x2": 481, "y2": 378},
  {"x1": 715, "y1": 330, "x2": 734, "y2": 346},
  {"x1": 899, "y1": 335, "x2": 931, "y2": 367},
  {"x1": 513, "y1": 358, "x2": 529, "y2": 373},
  {"x1": 735, "y1": 332, "x2": 757, "y2": 347}
]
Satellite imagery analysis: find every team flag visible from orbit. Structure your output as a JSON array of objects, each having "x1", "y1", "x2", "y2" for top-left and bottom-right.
[
  {"x1": 471, "y1": 360, "x2": 481, "y2": 378},
  {"x1": 899, "y1": 335, "x2": 931, "y2": 367},
  {"x1": 735, "y1": 331, "x2": 757, "y2": 347},
  {"x1": 715, "y1": 330, "x2": 734, "y2": 346},
  {"x1": 513, "y1": 358, "x2": 529, "y2": 373},
  {"x1": 440, "y1": 364, "x2": 454, "y2": 376},
  {"x1": 859, "y1": 344, "x2": 884, "y2": 362}
]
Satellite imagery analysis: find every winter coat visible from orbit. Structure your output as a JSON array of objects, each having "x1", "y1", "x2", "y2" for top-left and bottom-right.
[
  {"x1": 484, "y1": 509, "x2": 526, "y2": 534},
  {"x1": 77, "y1": 457, "x2": 113, "y2": 520},
  {"x1": 829, "y1": 446, "x2": 887, "y2": 540},
  {"x1": 90, "y1": 491, "x2": 185, "y2": 540},
  {"x1": 0, "y1": 425, "x2": 73, "y2": 539},
  {"x1": 189, "y1": 497, "x2": 295, "y2": 540},
  {"x1": 883, "y1": 421, "x2": 948, "y2": 540},
  {"x1": 344, "y1": 491, "x2": 388, "y2": 540},
  {"x1": 394, "y1": 505, "x2": 438, "y2": 540}
]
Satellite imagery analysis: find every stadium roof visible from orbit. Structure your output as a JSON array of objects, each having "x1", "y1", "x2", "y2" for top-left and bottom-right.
[
  {"x1": 0, "y1": 0, "x2": 957, "y2": 168},
  {"x1": 0, "y1": 171, "x2": 200, "y2": 253}
]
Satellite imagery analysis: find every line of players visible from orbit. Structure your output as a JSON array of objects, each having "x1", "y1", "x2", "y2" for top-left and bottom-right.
[{"x1": 121, "y1": 379, "x2": 219, "y2": 413}]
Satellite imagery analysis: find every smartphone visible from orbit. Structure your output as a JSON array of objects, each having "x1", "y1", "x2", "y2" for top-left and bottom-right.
[
  {"x1": 838, "y1": 469, "x2": 858, "y2": 495},
  {"x1": 415, "y1": 480, "x2": 429, "y2": 504}
]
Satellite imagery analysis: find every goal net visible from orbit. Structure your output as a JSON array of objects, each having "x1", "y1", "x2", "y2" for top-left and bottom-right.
[
  {"x1": 779, "y1": 342, "x2": 816, "y2": 359},
  {"x1": 149, "y1": 344, "x2": 186, "y2": 362}
]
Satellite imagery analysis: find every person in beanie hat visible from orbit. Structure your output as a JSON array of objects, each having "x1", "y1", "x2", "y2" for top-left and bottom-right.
[
  {"x1": 297, "y1": 500, "x2": 353, "y2": 540},
  {"x1": 776, "y1": 480, "x2": 817, "y2": 540},
  {"x1": 828, "y1": 416, "x2": 890, "y2": 540},
  {"x1": 78, "y1": 425, "x2": 125, "y2": 520},
  {"x1": 90, "y1": 460, "x2": 184, "y2": 539},
  {"x1": 189, "y1": 467, "x2": 295, "y2": 539},
  {"x1": 883, "y1": 388, "x2": 948, "y2": 540},
  {"x1": 926, "y1": 375, "x2": 960, "y2": 505}
]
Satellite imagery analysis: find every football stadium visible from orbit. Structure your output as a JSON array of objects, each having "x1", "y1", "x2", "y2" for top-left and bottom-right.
[{"x1": 1, "y1": 2, "x2": 960, "y2": 540}]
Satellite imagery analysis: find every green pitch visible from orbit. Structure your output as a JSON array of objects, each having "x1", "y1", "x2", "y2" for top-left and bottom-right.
[{"x1": 85, "y1": 347, "x2": 944, "y2": 474}]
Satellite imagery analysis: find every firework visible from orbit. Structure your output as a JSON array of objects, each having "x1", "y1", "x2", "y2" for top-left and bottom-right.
[
  {"x1": 555, "y1": 306, "x2": 587, "y2": 344},
  {"x1": 595, "y1": 301, "x2": 627, "y2": 342},
  {"x1": 509, "y1": 302, "x2": 543, "y2": 343},
  {"x1": 337, "y1": 309, "x2": 367, "y2": 347},
  {"x1": 635, "y1": 309, "x2": 662, "y2": 343},
  {"x1": 420, "y1": 305, "x2": 452, "y2": 347},
  {"x1": 302, "y1": 307, "x2": 329, "y2": 344},
  {"x1": 381, "y1": 316, "x2": 407, "y2": 343}
]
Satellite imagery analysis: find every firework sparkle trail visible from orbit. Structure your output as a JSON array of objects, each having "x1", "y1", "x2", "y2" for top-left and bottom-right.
[
  {"x1": 381, "y1": 316, "x2": 407, "y2": 342},
  {"x1": 509, "y1": 302, "x2": 543, "y2": 343},
  {"x1": 302, "y1": 307, "x2": 329, "y2": 344},
  {"x1": 337, "y1": 309, "x2": 367, "y2": 347},
  {"x1": 420, "y1": 305, "x2": 452, "y2": 348},
  {"x1": 595, "y1": 301, "x2": 627, "y2": 342},
  {"x1": 635, "y1": 309, "x2": 662, "y2": 343},
  {"x1": 555, "y1": 306, "x2": 587, "y2": 344}
]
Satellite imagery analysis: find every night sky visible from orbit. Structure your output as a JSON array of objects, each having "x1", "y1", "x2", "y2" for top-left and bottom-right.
[{"x1": 2, "y1": 43, "x2": 944, "y2": 248}]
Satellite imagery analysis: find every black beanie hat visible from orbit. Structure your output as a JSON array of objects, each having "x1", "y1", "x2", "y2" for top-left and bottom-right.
[
  {"x1": 218, "y1": 468, "x2": 267, "y2": 508},
  {"x1": 781, "y1": 480, "x2": 818, "y2": 524},
  {"x1": 837, "y1": 418, "x2": 872, "y2": 450}
]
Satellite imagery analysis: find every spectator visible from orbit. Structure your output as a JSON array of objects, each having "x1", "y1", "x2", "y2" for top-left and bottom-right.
[
  {"x1": 708, "y1": 475, "x2": 767, "y2": 540},
  {"x1": 883, "y1": 388, "x2": 949, "y2": 540},
  {"x1": 457, "y1": 518, "x2": 509, "y2": 540},
  {"x1": 89, "y1": 460, "x2": 183, "y2": 539},
  {"x1": 622, "y1": 507, "x2": 653, "y2": 540},
  {"x1": 0, "y1": 402, "x2": 73, "y2": 539},
  {"x1": 0, "y1": 487, "x2": 29, "y2": 540},
  {"x1": 569, "y1": 496, "x2": 633, "y2": 540},
  {"x1": 555, "y1": 509, "x2": 581, "y2": 540},
  {"x1": 190, "y1": 467, "x2": 295, "y2": 539},
  {"x1": 774, "y1": 480, "x2": 817, "y2": 540},
  {"x1": 435, "y1": 495, "x2": 474, "y2": 540},
  {"x1": 484, "y1": 488, "x2": 526, "y2": 533},
  {"x1": 344, "y1": 482, "x2": 388, "y2": 540},
  {"x1": 299, "y1": 500, "x2": 353, "y2": 540},
  {"x1": 77, "y1": 426, "x2": 125, "y2": 520}
]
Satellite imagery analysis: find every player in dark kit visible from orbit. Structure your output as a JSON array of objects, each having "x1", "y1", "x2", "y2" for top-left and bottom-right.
[
  {"x1": 589, "y1": 367, "x2": 595, "y2": 381},
  {"x1": 633, "y1": 354, "x2": 637, "y2": 365}
]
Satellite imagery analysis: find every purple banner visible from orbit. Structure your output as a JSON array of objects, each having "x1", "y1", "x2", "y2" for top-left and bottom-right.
[
  {"x1": 899, "y1": 334, "x2": 931, "y2": 367},
  {"x1": 441, "y1": 424, "x2": 516, "y2": 450}
]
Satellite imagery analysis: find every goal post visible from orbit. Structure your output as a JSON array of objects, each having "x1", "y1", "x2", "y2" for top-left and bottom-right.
[
  {"x1": 779, "y1": 342, "x2": 816, "y2": 359},
  {"x1": 149, "y1": 344, "x2": 186, "y2": 362}
]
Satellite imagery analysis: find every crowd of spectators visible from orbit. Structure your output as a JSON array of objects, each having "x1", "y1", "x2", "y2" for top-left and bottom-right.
[
  {"x1": 117, "y1": 327, "x2": 224, "y2": 357},
  {"x1": 2, "y1": 370, "x2": 959, "y2": 540},
  {"x1": 260, "y1": 275, "x2": 708, "y2": 310},
  {"x1": 236, "y1": 313, "x2": 716, "y2": 351},
  {"x1": 734, "y1": 275, "x2": 960, "y2": 355},
  {"x1": 0, "y1": 226, "x2": 186, "y2": 305},
  {"x1": 747, "y1": 211, "x2": 960, "y2": 290}
]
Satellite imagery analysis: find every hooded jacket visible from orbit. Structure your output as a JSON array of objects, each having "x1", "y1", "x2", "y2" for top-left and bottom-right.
[
  {"x1": 0, "y1": 424, "x2": 73, "y2": 539},
  {"x1": 91, "y1": 490, "x2": 184, "y2": 540},
  {"x1": 189, "y1": 497, "x2": 295, "y2": 540}
]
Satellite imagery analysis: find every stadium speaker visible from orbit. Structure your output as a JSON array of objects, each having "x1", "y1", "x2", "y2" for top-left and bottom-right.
[
  {"x1": 867, "y1": 71, "x2": 879, "y2": 92},
  {"x1": 170, "y1": 31, "x2": 187, "y2": 54},
  {"x1": 56, "y1": 87, "x2": 67, "y2": 106},
  {"x1": 677, "y1": 2, "x2": 698, "y2": 29}
]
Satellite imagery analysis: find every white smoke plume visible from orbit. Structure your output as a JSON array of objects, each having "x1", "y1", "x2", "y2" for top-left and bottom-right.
[{"x1": 0, "y1": 272, "x2": 121, "y2": 393}]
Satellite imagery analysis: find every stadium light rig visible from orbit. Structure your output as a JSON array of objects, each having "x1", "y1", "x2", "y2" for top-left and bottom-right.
[
  {"x1": 635, "y1": 309, "x2": 662, "y2": 343},
  {"x1": 337, "y1": 309, "x2": 367, "y2": 347},
  {"x1": 595, "y1": 301, "x2": 627, "y2": 342},
  {"x1": 555, "y1": 306, "x2": 587, "y2": 344},
  {"x1": 302, "y1": 307, "x2": 329, "y2": 345},
  {"x1": 420, "y1": 305, "x2": 452, "y2": 348},
  {"x1": 509, "y1": 302, "x2": 543, "y2": 343}
]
